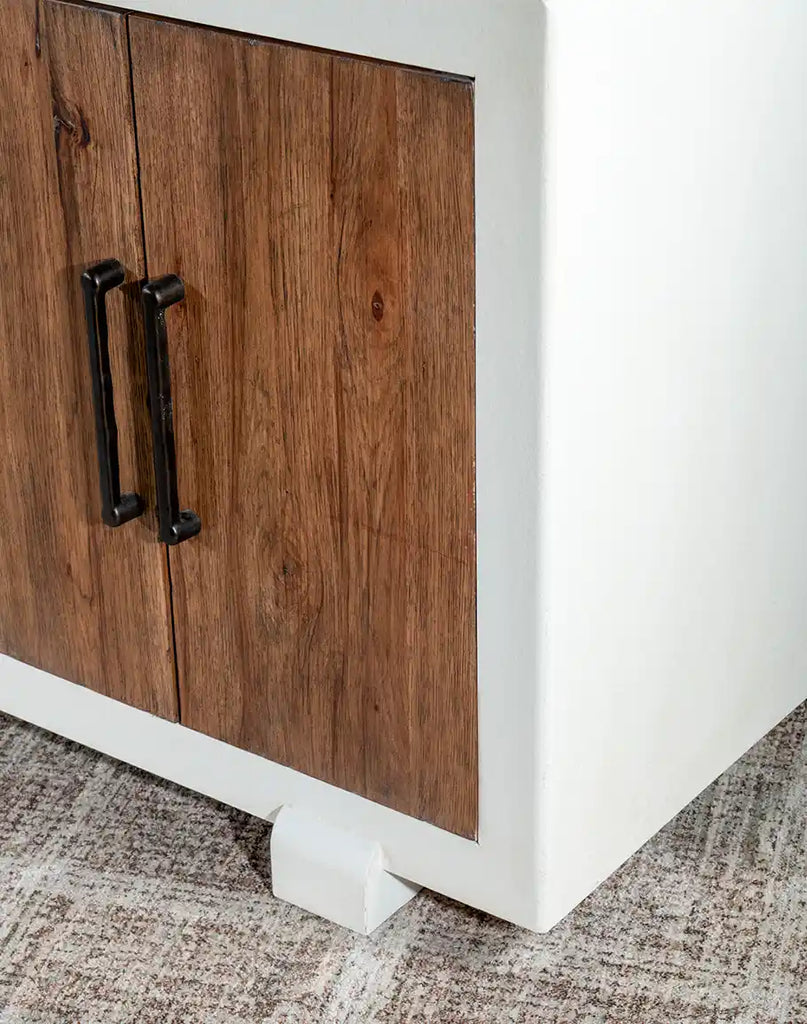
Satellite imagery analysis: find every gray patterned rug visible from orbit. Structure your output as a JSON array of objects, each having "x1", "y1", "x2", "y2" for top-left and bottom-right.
[{"x1": 0, "y1": 703, "x2": 805, "y2": 1023}]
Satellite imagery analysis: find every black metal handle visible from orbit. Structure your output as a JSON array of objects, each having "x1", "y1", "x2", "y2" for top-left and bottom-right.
[
  {"x1": 81, "y1": 260, "x2": 145, "y2": 528},
  {"x1": 141, "y1": 275, "x2": 201, "y2": 546}
]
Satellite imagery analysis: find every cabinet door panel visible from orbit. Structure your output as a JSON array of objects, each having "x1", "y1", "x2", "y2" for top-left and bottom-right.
[
  {"x1": 0, "y1": 0, "x2": 176, "y2": 718},
  {"x1": 129, "y1": 17, "x2": 477, "y2": 836}
]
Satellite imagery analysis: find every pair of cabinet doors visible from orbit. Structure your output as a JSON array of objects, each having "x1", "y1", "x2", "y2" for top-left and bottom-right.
[{"x1": 0, "y1": 0, "x2": 477, "y2": 836}]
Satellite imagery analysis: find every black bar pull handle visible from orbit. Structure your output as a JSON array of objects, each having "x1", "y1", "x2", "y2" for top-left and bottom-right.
[
  {"x1": 141, "y1": 275, "x2": 201, "y2": 546},
  {"x1": 81, "y1": 260, "x2": 145, "y2": 528}
]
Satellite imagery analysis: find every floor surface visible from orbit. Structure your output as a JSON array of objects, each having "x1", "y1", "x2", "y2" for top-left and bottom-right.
[{"x1": 0, "y1": 703, "x2": 805, "y2": 1023}]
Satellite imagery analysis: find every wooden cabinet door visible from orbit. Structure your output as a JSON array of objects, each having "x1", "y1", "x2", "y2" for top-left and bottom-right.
[
  {"x1": 129, "y1": 17, "x2": 478, "y2": 836},
  {"x1": 0, "y1": 1, "x2": 176, "y2": 718}
]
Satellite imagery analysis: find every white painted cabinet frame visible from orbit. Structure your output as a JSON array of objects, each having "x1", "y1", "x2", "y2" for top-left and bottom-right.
[{"x1": 3, "y1": 0, "x2": 807, "y2": 932}]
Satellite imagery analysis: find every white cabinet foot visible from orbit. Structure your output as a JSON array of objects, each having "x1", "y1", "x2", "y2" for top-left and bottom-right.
[{"x1": 270, "y1": 806, "x2": 421, "y2": 934}]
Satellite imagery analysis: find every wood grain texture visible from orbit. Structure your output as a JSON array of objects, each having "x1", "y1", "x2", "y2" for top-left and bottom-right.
[
  {"x1": 129, "y1": 17, "x2": 477, "y2": 835},
  {"x1": 0, "y1": 0, "x2": 176, "y2": 717}
]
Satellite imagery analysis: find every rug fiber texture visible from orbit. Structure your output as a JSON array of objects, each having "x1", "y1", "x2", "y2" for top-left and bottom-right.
[{"x1": 0, "y1": 703, "x2": 806, "y2": 1023}]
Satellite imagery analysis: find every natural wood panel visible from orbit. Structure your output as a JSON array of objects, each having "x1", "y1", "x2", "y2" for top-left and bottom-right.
[
  {"x1": 0, "y1": 0, "x2": 176, "y2": 717},
  {"x1": 129, "y1": 17, "x2": 477, "y2": 835},
  {"x1": 396, "y1": 69, "x2": 478, "y2": 833}
]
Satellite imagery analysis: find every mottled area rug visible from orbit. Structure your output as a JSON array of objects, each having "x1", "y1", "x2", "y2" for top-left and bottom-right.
[{"x1": 0, "y1": 704, "x2": 805, "y2": 1024}]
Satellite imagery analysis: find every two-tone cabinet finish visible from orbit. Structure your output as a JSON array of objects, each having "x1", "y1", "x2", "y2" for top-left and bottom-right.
[{"x1": 2, "y1": 0, "x2": 807, "y2": 932}]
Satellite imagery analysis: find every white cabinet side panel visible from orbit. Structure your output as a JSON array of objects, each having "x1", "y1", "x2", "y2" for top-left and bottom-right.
[{"x1": 538, "y1": 0, "x2": 807, "y2": 928}]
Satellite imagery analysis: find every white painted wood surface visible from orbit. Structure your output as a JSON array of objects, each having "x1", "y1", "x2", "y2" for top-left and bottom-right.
[
  {"x1": 536, "y1": 0, "x2": 807, "y2": 928},
  {"x1": 3, "y1": 0, "x2": 807, "y2": 932},
  {"x1": 271, "y1": 807, "x2": 420, "y2": 934}
]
